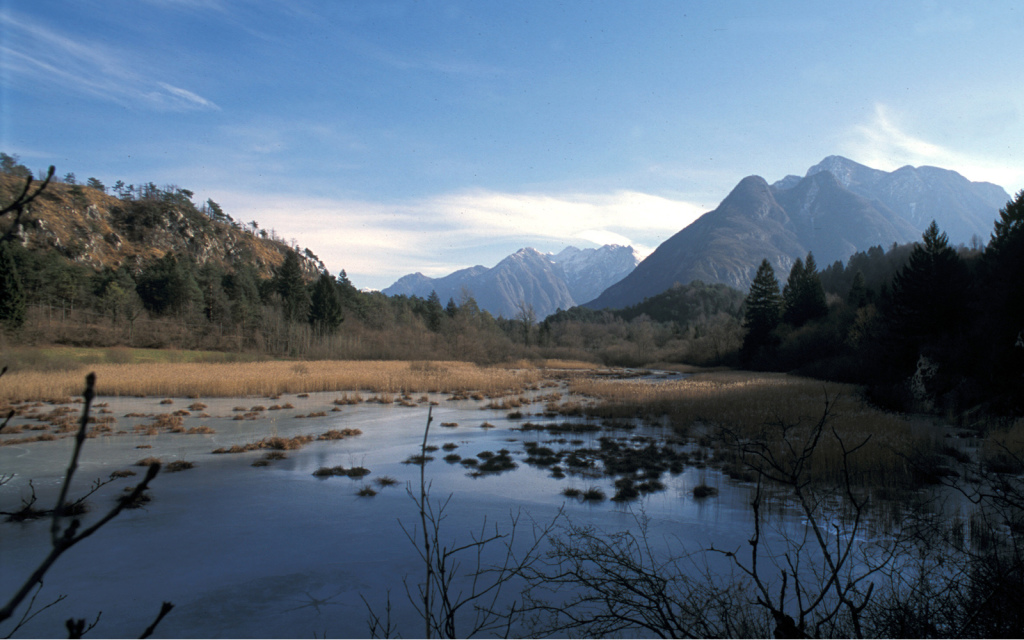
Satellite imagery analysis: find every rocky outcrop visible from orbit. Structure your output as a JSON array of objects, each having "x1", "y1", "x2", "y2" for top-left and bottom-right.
[{"x1": 1, "y1": 175, "x2": 320, "y2": 279}]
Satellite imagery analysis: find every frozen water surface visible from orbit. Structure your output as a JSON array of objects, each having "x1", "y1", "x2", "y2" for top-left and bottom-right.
[{"x1": 1, "y1": 386, "x2": 776, "y2": 638}]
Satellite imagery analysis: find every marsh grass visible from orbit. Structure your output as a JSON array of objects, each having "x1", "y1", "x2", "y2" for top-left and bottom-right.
[
  {"x1": 573, "y1": 371, "x2": 939, "y2": 489},
  {"x1": 0, "y1": 360, "x2": 545, "y2": 402},
  {"x1": 403, "y1": 454, "x2": 434, "y2": 465},
  {"x1": 213, "y1": 428, "x2": 359, "y2": 455},
  {"x1": 470, "y1": 451, "x2": 516, "y2": 476},
  {"x1": 692, "y1": 483, "x2": 718, "y2": 498},
  {"x1": 313, "y1": 465, "x2": 372, "y2": 478}
]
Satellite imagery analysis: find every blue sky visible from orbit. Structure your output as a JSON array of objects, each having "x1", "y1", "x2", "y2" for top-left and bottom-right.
[{"x1": 3, "y1": 1, "x2": 1023, "y2": 289}]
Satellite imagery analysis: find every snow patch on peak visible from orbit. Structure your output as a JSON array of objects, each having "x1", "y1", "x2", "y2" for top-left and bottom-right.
[{"x1": 806, "y1": 156, "x2": 856, "y2": 187}]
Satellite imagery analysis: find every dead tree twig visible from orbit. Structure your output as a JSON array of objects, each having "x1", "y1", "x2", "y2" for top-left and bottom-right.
[
  {"x1": 0, "y1": 373, "x2": 167, "y2": 635},
  {"x1": 0, "y1": 166, "x2": 54, "y2": 244}
]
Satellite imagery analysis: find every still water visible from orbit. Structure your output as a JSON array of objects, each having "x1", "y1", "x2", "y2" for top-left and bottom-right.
[{"x1": 1, "y1": 387, "x2": 798, "y2": 638}]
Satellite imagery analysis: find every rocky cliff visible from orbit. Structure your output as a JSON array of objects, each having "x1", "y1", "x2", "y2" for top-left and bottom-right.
[{"x1": 0, "y1": 174, "x2": 321, "y2": 279}]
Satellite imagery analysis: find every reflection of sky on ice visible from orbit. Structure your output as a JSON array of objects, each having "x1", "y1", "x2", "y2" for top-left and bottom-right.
[{"x1": 2, "y1": 389, "x2": 800, "y2": 638}]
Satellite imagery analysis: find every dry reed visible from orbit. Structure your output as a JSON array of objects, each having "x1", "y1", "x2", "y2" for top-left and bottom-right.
[
  {"x1": 0, "y1": 360, "x2": 545, "y2": 401},
  {"x1": 571, "y1": 371, "x2": 938, "y2": 489}
]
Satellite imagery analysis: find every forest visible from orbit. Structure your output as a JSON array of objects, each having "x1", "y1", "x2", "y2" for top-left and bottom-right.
[{"x1": 2, "y1": 154, "x2": 1024, "y2": 416}]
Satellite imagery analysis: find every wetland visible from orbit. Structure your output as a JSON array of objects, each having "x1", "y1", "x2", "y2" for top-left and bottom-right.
[{"x1": 0, "y1": 361, "x2": 1019, "y2": 637}]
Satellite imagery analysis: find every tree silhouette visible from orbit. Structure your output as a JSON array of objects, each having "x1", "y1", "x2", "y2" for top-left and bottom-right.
[
  {"x1": 275, "y1": 250, "x2": 310, "y2": 323},
  {"x1": 308, "y1": 271, "x2": 344, "y2": 335},
  {"x1": 741, "y1": 259, "x2": 782, "y2": 364},
  {"x1": 782, "y1": 252, "x2": 828, "y2": 327}
]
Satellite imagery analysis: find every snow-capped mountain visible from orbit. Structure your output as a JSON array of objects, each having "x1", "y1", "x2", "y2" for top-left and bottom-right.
[
  {"x1": 383, "y1": 245, "x2": 639, "y2": 319},
  {"x1": 586, "y1": 156, "x2": 1009, "y2": 310}
]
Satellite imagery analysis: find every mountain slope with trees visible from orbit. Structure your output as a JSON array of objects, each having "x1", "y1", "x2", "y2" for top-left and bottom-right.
[{"x1": 586, "y1": 156, "x2": 1007, "y2": 310}]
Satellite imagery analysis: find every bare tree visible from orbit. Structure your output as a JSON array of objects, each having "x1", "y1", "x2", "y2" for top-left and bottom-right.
[
  {"x1": 1, "y1": 166, "x2": 55, "y2": 244},
  {"x1": 711, "y1": 394, "x2": 901, "y2": 638},
  {"x1": 365, "y1": 407, "x2": 554, "y2": 638},
  {"x1": 0, "y1": 373, "x2": 172, "y2": 638},
  {"x1": 518, "y1": 512, "x2": 768, "y2": 638}
]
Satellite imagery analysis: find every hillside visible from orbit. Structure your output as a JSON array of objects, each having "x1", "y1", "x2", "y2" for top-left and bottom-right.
[
  {"x1": 586, "y1": 156, "x2": 1009, "y2": 310},
  {"x1": 0, "y1": 173, "x2": 321, "y2": 279}
]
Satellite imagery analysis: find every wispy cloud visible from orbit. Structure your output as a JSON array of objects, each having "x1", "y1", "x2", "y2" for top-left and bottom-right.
[
  {"x1": 217, "y1": 189, "x2": 705, "y2": 288},
  {"x1": 843, "y1": 103, "x2": 1024, "y2": 189},
  {"x1": 0, "y1": 11, "x2": 219, "y2": 111}
]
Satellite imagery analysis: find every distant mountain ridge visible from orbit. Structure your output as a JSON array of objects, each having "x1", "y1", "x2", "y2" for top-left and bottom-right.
[
  {"x1": 586, "y1": 156, "x2": 1009, "y2": 310},
  {"x1": 384, "y1": 244, "x2": 639, "y2": 318}
]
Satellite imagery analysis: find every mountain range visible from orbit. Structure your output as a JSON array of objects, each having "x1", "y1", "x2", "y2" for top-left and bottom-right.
[
  {"x1": 384, "y1": 244, "x2": 639, "y2": 319},
  {"x1": 586, "y1": 156, "x2": 1009, "y2": 310}
]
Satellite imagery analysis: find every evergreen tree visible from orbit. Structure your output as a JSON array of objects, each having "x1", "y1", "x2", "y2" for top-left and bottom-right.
[
  {"x1": 889, "y1": 221, "x2": 968, "y2": 340},
  {"x1": 781, "y1": 258, "x2": 805, "y2": 321},
  {"x1": 0, "y1": 241, "x2": 26, "y2": 331},
  {"x1": 196, "y1": 262, "x2": 231, "y2": 325},
  {"x1": 309, "y1": 271, "x2": 344, "y2": 335},
  {"x1": 782, "y1": 252, "x2": 828, "y2": 326},
  {"x1": 223, "y1": 263, "x2": 262, "y2": 327},
  {"x1": 977, "y1": 191, "x2": 1024, "y2": 393},
  {"x1": 136, "y1": 253, "x2": 202, "y2": 316},
  {"x1": 276, "y1": 250, "x2": 310, "y2": 323},
  {"x1": 741, "y1": 259, "x2": 782, "y2": 363},
  {"x1": 425, "y1": 290, "x2": 444, "y2": 332},
  {"x1": 847, "y1": 271, "x2": 868, "y2": 308}
]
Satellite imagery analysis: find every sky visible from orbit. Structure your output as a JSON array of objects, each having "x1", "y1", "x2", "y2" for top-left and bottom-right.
[{"x1": 2, "y1": 1, "x2": 1023, "y2": 290}]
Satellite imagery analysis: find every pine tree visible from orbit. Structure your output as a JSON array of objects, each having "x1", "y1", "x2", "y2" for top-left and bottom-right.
[
  {"x1": 309, "y1": 271, "x2": 344, "y2": 335},
  {"x1": 847, "y1": 271, "x2": 868, "y2": 308},
  {"x1": 0, "y1": 241, "x2": 26, "y2": 331},
  {"x1": 425, "y1": 290, "x2": 444, "y2": 332},
  {"x1": 890, "y1": 221, "x2": 968, "y2": 340},
  {"x1": 741, "y1": 259, "x2": 782, "y2": 363},
  {"x1": 781, "y1": 258, "x2": 805, "y2": 321},
  {"x1": 977, "y1": 191, "x2": 1024, "y2": 389},
  {"x1": 782, "y1": 252, "x2": 828, "y2": 326},
  {"x1": 135, "y1": 253, "x2": 202, "y2": 316},
  {"x1": 276, "y1": 250, "x2": 310, "y2": 323}
]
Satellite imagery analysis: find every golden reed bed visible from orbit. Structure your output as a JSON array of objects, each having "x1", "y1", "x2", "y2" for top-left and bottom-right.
[
  {"x1": 0, "y1": 360, "x2": 550, "y2": 401},
  {"x1": 571, "y1": 370, "x2": 939, "y2": 489}
]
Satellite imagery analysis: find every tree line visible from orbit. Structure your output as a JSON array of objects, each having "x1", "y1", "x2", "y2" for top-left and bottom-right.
[{"x1": 740, "y1": 191, "x2": 1024, "y2": 414}]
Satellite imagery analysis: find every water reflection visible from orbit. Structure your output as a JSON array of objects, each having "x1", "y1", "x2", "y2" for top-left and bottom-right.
[{"x1": 0, "y1": 386, "x2": 920, "y2": 637}]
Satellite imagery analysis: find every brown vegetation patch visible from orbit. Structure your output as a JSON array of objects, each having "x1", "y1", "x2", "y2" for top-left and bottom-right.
[
  {"x1": 165, "y1": 460, "x2": 195, "y2": 472},
  {"x1": 692, "y1": 483, "x2": 719, "y2": 498},
  {"x1": 317, "y1": 428, "x2": 362, "y2": 440},
  {"x1": 1, "y1": 433, "x2": 60, "y2": 446},
  {"x1": 312, "y1": 465, "x2": 371, "y2": 478},
  {"x1": 403, "y1": 454, "x2": 434, "y2": 465}
]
